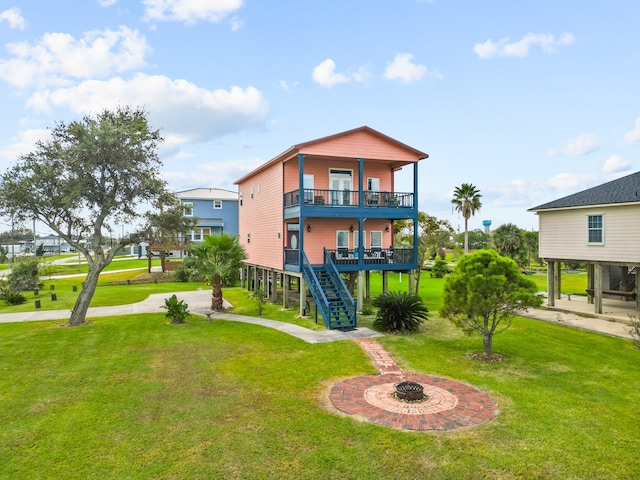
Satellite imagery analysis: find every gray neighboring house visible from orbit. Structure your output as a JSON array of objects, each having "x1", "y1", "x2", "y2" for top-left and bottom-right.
[
  {"x1": 528, "y1": 171, "x2": 640, "y2": 314},
  {"x1": 176, "y1": 188, "x2": 239, "y2": 241}
]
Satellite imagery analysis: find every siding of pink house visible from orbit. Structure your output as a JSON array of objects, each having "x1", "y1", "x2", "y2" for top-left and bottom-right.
[
  {"x1": 303, "y1": 218, "x2": 392, "y2": 264},
  {"x1": 237, "y1": 162, "x2": 283, "y2": 270},
  {"x1": 283, "y1": 158, "x2": 395, "y2": 194},
  {"x1": 297, "y1": 128, "x2": 422, "y2": 162}
]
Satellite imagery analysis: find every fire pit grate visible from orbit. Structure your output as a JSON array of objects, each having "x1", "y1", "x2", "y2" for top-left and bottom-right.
[{"x1": 394, "y1": 381, "x2": 426, "y2": 402}]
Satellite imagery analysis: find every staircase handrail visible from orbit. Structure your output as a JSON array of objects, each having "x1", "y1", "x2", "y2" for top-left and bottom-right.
[
  {"x1": 323, "y1": 248, "x2": 356, "y2": 308},
  {"x1": 301, "y1": 251, "x2": 331, "y2": 325}
]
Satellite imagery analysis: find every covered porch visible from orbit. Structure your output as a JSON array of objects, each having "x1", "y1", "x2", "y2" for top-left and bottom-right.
[
  {"x1": 545, "y1": 259, "x2": 640, "y2": 315},
  {"x1": 540, "y1": 292, "x2": 636, "y2": 325}
]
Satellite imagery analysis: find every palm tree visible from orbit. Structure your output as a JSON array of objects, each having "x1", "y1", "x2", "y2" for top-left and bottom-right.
[
  {"x1": 451, "y1": 183, "x2": 482, "y2": 254},
  {"x1": 492, "y1": 223, "x2": 528, "y2": 267},
  {"x1": 186, "y1": 232, "x2": 247, "y2": 310}
]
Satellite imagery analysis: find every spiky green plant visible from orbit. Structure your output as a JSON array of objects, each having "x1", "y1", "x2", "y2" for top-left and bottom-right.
[{"x1": 372, "y1": 291, "x2": 429, "y2": 333}]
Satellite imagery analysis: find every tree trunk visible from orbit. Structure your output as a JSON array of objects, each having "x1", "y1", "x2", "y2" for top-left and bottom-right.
[
  {"x1": 211, "y1": 273, "x2": 224, "y2": 310},
  {"x1": 483, "y1": 333, "x2": 493, "y2": 355},
  {"x1": 483, "y1": 314, "x2": 493, "y2": 354},
  {"x1": 68, "y1": 262, "x2": 104, "y2": 325},
  {"x1": 464, "y1": 216, "x2": 469, "y2": 254}
]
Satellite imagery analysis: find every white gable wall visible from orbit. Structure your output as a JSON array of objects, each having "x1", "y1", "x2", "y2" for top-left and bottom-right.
[{"x1": 538, "y1": 204, "x2": 640, "y2": 263}]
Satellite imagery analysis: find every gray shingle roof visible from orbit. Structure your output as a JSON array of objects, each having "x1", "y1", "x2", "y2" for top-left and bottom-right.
[
  {"x1": 528, "y1": 171, "x2": 640, "y2": 211},
  {"x1": 175, "y1": 188, "x2": 238, "y2": 200}
]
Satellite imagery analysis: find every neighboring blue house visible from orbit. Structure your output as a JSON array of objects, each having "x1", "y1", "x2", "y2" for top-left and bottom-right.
[{"x1": 176, "y1": 188, "x2": 239, "y2": 240}]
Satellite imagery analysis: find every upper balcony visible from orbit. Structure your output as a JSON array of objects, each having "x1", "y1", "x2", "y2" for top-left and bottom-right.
[{"x1": 284, "y1": 189, "x2": 414, "y2": 219}]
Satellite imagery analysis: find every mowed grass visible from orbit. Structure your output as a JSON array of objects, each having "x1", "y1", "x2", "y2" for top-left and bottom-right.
[
  {"x1": 1, "y1": 275, "x2": 639, "y2": 478},
  {"x1": 0, "y1": 265, "x2": 202, "y2": 314}
]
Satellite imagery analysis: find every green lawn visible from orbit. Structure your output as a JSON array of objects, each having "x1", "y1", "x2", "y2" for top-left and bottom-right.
[
  {"x1": 1, "y1": 304, "x2": 638, "y2": 479},
  {"x1": 41, "y1": 257, "x2": 163, "y2": 276},
  {"x1": 1, "y1": 268, "x2": 638, "y2": 478}
]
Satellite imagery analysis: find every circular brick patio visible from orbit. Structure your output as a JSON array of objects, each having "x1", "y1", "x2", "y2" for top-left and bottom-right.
[{"x1": 330, "y1": 372, "x2": 499, "y2": 431}]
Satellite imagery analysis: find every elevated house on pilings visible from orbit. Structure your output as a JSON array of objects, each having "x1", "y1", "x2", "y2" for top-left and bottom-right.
[
  {"x1": 234, "y1": 126, "x2": 428, "y2": 329},
  {"x1": 529, "y1": 171, "x2": 640, "y2": 315}
]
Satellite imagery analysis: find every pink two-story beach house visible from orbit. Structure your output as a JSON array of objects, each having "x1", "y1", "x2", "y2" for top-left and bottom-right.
[{"x1": 234, "y1": 126, "x2": 428, "y2": 329}]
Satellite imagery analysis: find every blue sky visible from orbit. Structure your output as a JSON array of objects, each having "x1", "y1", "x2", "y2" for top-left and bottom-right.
[{"x1": 1, "y1": 0, "x2": 639, "y2": 234}]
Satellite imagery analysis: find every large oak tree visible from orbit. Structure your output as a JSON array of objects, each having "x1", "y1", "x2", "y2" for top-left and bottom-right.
[{"x1": 0, "y1": 106, "x2": 170, "y2": 325}]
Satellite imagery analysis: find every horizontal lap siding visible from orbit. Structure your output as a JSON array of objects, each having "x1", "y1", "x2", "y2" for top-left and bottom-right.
[
  {"x1": 300, "y1": 130, "x2": 421, "y2": 161},
  {"x1": 539, "y1": 205, "x2": 640, "y2": 262},
  {"x1": 304, "y1": 218, "x2": 393, "y2": 264},
  {"x1": 237, "y1": 165, "x2": 283, "y2": 270},
  {"x1": 284, "y1": 158, "x2": 395, "y2": 192}
]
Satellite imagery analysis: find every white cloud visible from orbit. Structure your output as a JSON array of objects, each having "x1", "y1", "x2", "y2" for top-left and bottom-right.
[
  {"x1": 384, "y1": 53, "x2": 441, "y2": 83},
  {"x1": 312, "y1": 59, "x2": 351, "y2": 88},
  {"x1": 26, "y1": 73, "x2": 269, "y2": 146},
  {"x1": 0, "y1": 27, "x2": 149, "y2": 89},
  {"x1": 622, "y1": 116, "x2": 640, "y2": 144},
  {"x1": 0, "y1": 128, "x2": 51, "y2": 161},
  {"x1": 484, "y1": 172, "x2": 609, "y2": 211},
  {"x1": 547, "y1": 134, "x2": 598, "y2": 156},
  {"x1": 473, "y1": 32, "x2": 575, "y2": 59},
  {"x1": 384, "y1": 53, "x2": 428, "y2": 83},
  {"x1": 229, "y1": 16, "x2": 243, "y2": 31},
  {"x1": 311, "y1": 59, "x2": 370, "y2": 88},
  {"x1": 163, "y1": 157, "x2": 263, "y2": 191},
  {"x1": 279, "y1": 80, "x2": 299, "y2": 91},
  {"x1": 143, "y1": 0, "x2": 243, "y2": 24},
  {"x1": 0, "y1": 8, "x2": 25, "y2": 30},
  {"x1": 602, "y1": 154, "x2": 630, "y2": 173},
  {"x1": 99, "y1": 0, "x2": 118, "y2": 6}
]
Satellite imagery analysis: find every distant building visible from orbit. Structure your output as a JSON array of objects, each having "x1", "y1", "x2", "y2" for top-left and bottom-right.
[
  {"x1": 176, "y1": 188, "x2": 239, "y2": 240},
  {"x1": 529, "y1": 171, "x2": 640, "y2": 314}
]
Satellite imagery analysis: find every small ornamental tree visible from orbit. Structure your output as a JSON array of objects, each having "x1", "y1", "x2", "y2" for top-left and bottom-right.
[{"x1": 441, "y1": 249, "x2": 543, "y2": 356}]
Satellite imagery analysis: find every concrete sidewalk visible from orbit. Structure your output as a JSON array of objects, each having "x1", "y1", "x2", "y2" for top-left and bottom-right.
[
  {"x1": 0, "y1": 290, "x2": 383, "y2": 344},
  {"x1": 0, "y1": 289, "x2": 633, "y2": 341},
  {"x1": 520, "y1": 306, "x2": 632, "y2": 340}
]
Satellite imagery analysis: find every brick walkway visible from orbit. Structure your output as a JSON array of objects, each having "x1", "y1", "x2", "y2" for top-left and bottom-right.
[{"x1": 329, "y1": 338, "x2": 499, "y2": 431}]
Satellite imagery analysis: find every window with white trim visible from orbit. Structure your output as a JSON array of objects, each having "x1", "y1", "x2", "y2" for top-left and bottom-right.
[
  {"x1": 183, "y1": 202, "x2": 194, "y2": 216},
  {"x1": 336, "y1": 231, "x2": 349, "y2": 249},
  {"x1": 370, "y1": 231, "x2": 383, "y2": 249},
  {"x1": 189, "y1": 227, "x2": 212, "y2": 241},
  {"x1": 587, "y1": 214, "x2": 604, "y2": 244},
  {"x1": 213, "y1": 200, "x2": 222, "y2": 209},
  {"x1": 367, "y1": 178, "x2": 380, "y2": 191}
]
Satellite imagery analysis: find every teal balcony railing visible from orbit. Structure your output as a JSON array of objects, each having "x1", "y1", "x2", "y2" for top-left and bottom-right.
[{"x1": 283, "y1": 189, "x2": 413, "y2": 208}]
